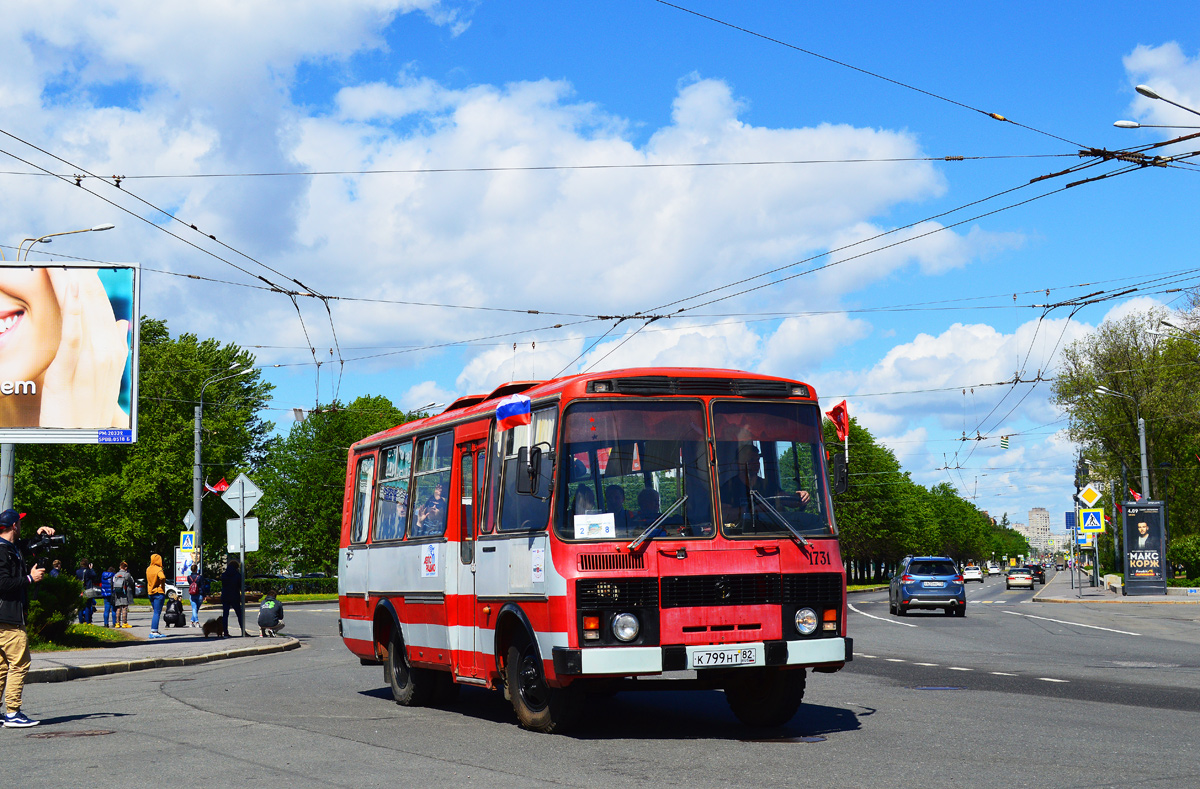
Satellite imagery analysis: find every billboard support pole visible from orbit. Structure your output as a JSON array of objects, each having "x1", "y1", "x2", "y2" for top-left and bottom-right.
[{"x1": 0, "y1": 444, "x2": 13, "y2": 511}]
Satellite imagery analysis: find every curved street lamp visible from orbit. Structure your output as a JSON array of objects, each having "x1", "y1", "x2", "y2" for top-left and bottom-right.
[
  {"x1": 1094, "y1": 385, "x2": 1151, "y2": 499},
  {"x1": 16, "y1": 223, "x2": 115, "y2": 261}
]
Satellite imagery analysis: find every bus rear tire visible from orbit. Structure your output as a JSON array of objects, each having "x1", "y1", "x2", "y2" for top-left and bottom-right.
[
  {"x1": 384, "y1": 632, "x2": 435, "y2": 707},
  {"x1": 506, "y1": 635, "x2": 581, "y2": 734},
  {"x1": 725, "y1": 667, "x2": 806, "y2": 728}
]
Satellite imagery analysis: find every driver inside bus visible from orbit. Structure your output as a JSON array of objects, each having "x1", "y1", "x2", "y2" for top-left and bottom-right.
[{"x1": 720, "y1": 444, "x2": 810, "y2": 523}]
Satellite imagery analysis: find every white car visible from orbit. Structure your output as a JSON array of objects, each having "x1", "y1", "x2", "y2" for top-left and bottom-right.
[
  {"x1": 962, "y1": 565, "x2": 985, "y2": 583},
  {"x1": 986, "y1": 564, "x2": 1002, "y2": 576}
]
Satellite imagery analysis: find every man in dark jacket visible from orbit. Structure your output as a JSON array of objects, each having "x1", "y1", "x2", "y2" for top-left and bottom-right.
[
  {"x1": 257, "y1": 594, "x2": 284, "y2": 637},
  {"x1": 0, "y1": 509, "x2": 57, "y2": 728},
  {"x1": 220, "y1": 558, "x2": 244, "y2": 638}
]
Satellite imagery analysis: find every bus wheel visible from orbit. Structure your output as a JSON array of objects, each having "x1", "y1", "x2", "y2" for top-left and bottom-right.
[
  {"x1": 505, "y1": 635, "x2": 580, "y2": 733},
  {"x1": 384, "y1": 632, "x2": 435, "y2": 707},
  {"x1": 724, "y1": 667, "x2": 806, "y2": 728}
]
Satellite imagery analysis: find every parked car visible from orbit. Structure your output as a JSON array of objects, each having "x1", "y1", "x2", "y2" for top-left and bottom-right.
[
  {"x1": 889, "y1": 556, "x2": 967, "y2": 617},
  {"x1": 1027, "y1": 563, "x2": 1046, "y2": 583},
  {"x1": 962, "y1": 565, "x2": 985, "y2": 583},
  {"x1": 1006, "y1": 566, "x2": 1035, "y2": 590},
  {"x1": 134, "y1": 579, "x2": 179, "y2": 597}
]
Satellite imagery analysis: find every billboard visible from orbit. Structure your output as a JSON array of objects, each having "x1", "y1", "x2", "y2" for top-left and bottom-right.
[
  {"x1": 0, "y1": 262, "x2": 139, "y2": 443},
  {"x1": 1124, "y1": 502, "x2": 1167, "y2": 595}
]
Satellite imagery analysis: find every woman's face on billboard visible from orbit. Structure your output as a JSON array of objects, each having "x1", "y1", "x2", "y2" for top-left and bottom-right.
[{"x1": 0, "y1": 268, "x2": 61, "y2": 384}]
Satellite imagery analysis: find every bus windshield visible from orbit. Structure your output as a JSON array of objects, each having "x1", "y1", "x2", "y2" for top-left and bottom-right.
[
  {"x1": 712, "y1": 400, "x2": 834, "y2": 538},
  {"x1": 557, "y1": 401, "x2": 714, "y2": 541}
]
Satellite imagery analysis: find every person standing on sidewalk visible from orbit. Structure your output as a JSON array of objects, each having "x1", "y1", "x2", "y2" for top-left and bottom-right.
[
  {"x1": 220, "y1": 558, "x2": 244, "y2": 637},
  {"x1": 100, "y1": 566, "x2": 116, "y2": 627},
  {"x1": 186, "y1": 562, "x2": 204, "y2": 628},
  {"x1": 75, "y1": 559, "x2": 97, "y2": 624},
  {"x1": 112, "y1": 561, "x2": 133, "y2": 628},
  {"x1": 0, "y1": 509, "x2": 57, "y2": 728},
  {"x1": 145, "y1": 553, "x2": 167, "y2": 639}
]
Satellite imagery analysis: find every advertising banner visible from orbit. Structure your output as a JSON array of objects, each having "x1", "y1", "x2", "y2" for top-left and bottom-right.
[
  {"x1": 0, "y1": 262, "x2": 140, "y2": 444},
  {"x1": 1124, "y1": 501, "x2": 1167, "y2": 595}
]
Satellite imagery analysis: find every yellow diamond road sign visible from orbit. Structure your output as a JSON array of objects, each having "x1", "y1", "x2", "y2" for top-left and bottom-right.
[{"x1": 1079, "y1": 483, "x2": 1102, "y2": 508}]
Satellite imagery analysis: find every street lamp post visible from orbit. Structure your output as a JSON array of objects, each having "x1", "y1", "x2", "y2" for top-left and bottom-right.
[
  {"x1": 0, "y1": 223, "x2": 117, "y2": 509},
  {"x1": 1094, "y1": 386, "x2": 1151, "y2": 500},
  {"x1": 193, "y1": 365, "x2": 253, "y2": 577}
]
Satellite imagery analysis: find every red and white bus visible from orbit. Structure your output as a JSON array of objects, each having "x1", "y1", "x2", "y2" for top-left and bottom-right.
[{"x1": 338, "y1": 367, "x2": 851, "y2": 732}]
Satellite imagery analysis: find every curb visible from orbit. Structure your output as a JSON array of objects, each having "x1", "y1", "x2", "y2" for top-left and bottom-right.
[
  {"x1": 1034, "y1": 594, "x2": 1200, "y2": 605},
  {"x1": 27, "y1": 637, "x2": 301, "y2": 684}
]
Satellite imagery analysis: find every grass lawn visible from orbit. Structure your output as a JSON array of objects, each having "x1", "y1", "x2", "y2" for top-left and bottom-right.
[
  {"x1": 31, "y1": 622, "x2": 138, "y2": 652},
  {"x1": 848, "y1": 584, "x2": 888, "y2": 592}
]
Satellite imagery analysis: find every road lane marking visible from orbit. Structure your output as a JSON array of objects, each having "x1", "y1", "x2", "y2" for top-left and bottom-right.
[
  {"x1": 991, "y1": 671, "x2": 1017, "y2": 676},
  {"x1": 885, "y1": 658, "x2": 906, "y2": 663},
  {"x1": 856, "y1": 653, "x2": 877, "y2": 658},
  {"x1": 947, "y1": 667, "x2": 973, "y2": 671},
  {"x1": 1001, "y1": 610, "x2": 1141, "y2": 636},
  {"x1": 1038, "y1": 677, "x2": 1069, "y2": 683},
  {"x1": 913, "y1": 662, "x2": 938, "y2": 666},
  {"x1": 848, "y1": 602, "x2": 918, "y2": 627}
]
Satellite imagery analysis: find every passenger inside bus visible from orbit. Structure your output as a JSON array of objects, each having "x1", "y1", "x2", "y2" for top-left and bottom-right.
[
  {"x1": 634, "y1": 487, "x2": 660, "y2": 525},
  {"x1": 605, "y1": 485, "x2": 632, "y2": 534},
  {"x1": 413, "y1": 482, "x2": 448, "y2": 536},
  {"x1": 573, "y1": 485, "x2": 597, "y2": 514},
  {"x1": 720, "y1": 444, "x2": 810, "y2": 524}
]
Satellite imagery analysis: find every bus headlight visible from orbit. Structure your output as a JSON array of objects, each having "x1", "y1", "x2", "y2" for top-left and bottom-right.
[
  {"x1": 612, "y1": 613, "x2": 640, "y2": 642},
  {"x1": 794, "y1": 607, "x2": 818, "y2": 635}
]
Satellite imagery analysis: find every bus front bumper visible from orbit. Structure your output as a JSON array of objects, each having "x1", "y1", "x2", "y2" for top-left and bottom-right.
[{"x1": 552, "y1": 637, "x2": 851, "y2": 676}]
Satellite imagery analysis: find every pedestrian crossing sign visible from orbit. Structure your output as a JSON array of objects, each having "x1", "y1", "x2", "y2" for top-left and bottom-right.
[
  {"x1": 1079, "y1": 508, "x2": 1104, "y2": 533},
  {"x1": 180, "y1": 531, "x2": 195, "y2": 550}
]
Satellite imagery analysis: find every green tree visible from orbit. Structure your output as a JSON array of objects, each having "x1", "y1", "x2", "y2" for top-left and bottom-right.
[
  {"x1": 253, "y1": 395, "x2": 419, "y2": 575},
  {"x1": 1053, "y1": 309, "x2": 1200, "y2": 538},
  {"x1": 15, "y1": 318, "x2": 273, "y2": 575}
]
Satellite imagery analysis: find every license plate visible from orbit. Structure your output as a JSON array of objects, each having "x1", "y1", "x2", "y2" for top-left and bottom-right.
[
  {"x1": 923, "y1": 581, "x2": 945, "y2": 588},
  {"x1": 689, "y1": 646, "x2": 758, "y2": 668}
]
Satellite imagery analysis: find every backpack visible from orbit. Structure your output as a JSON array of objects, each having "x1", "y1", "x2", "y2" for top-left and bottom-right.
[{"x1": 188, "y1": 576, "x2": 199, "y2": 596}]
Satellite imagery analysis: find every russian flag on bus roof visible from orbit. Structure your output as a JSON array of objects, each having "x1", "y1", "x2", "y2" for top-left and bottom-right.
[{"x1": 496, "y1": 394, "x2": 532, "y2": 431}]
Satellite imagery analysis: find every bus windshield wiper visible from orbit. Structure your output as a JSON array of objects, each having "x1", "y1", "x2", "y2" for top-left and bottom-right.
[
  {"x1": 628, "y1": 495, "x2": 689, "y2": 551},
  {"x1": 751, "y1": 490, "x2": 809, "y2": 547}
]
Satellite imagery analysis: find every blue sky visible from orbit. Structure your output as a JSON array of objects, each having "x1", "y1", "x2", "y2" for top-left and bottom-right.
[{"x1": 3, "y1": 1, "x2": 1199, "y2": 533}]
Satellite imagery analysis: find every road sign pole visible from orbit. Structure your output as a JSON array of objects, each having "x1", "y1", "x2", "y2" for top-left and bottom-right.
[{"x1": 239, "y1": 478, "x2": 246, "y2": 637}]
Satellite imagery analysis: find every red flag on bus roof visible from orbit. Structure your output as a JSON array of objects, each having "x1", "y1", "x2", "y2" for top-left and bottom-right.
[{"x1": 825, "y1": 400, "x2": 849, "y2": 441}]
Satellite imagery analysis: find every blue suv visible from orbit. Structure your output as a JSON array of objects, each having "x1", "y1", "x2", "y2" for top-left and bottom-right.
[{"x1": 889, "y1": 556, "x2": 966, "y2": 617}]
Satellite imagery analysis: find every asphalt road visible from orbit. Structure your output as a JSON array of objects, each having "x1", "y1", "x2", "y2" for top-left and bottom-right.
[{"x1": 5, "y1": 586, "x2": 1199, "y2": 789}]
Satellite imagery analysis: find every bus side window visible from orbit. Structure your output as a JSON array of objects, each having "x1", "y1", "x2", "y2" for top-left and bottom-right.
[
  {"x1": 374, "y1": 442, "x2": 412, "y2": 541},
  {"x1": 351, "y1": 455, "x2": 375, "y2": 544},
  {"x1": 410, "y1": 431, "x2": 453, "y2": 538}
]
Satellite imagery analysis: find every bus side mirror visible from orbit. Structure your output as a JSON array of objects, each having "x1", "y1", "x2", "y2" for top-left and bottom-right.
[
  {"x1": 516, "y1": 446, "x2": 542, "y2": 495},
  {"x1": 832, "y1": 451, "x2": 848, "y2": 494}
]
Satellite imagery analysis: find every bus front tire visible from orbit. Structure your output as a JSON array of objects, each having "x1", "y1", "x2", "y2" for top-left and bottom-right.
[
  {"x1": 384, "y1": 632, "x2": 435, "y2": 707},
  {"x1": 724, "y1": 667, "x2": 806, "y2": 728},
  {"x1": 505, "y1": 635, "x2": 580, "y2": 734}
]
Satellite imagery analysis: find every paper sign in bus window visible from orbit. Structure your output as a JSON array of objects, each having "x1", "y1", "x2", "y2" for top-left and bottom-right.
[{"x1": 574, "y1": 513, "x2": 615, "y2": 540}]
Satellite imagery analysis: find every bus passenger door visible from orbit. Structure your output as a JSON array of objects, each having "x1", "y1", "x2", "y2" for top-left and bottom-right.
[{"x1": 455, "y1": 442, "x2": 486, "y2": 678}]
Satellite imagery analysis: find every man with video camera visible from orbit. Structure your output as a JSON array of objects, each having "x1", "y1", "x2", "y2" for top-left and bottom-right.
[{"x1": 0, "y1": 508, "x2": 59, "y2": 728}]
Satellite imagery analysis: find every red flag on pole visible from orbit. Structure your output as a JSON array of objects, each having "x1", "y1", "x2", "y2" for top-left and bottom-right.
[
  {"x1": 205, "y1": 477, "x2": 230, "y2": 495},
  {"x1": 1128, "y1": 488, "x2": 1142, "y2": 502},
  {"x1": 825, "y1": 400, "x2": 849, "y2": 441}
]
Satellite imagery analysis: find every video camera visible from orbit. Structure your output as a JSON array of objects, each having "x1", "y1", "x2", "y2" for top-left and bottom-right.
[{"x1": 27, "y1": 532, "x2": 66, "y2": 569}]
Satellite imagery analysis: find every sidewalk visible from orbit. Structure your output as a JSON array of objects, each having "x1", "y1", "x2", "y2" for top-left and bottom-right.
[
  {"x1": 1034, "y1": 567, "x2": 1200, "y2": 605},
  {"x1": 29, "y1": 605, "x2": 299, "y2": 684}
]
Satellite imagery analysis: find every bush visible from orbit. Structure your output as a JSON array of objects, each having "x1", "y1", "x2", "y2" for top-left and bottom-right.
[
  {"x1": 27, "y1": 574, "x2": 83, "y2": 645},
  {"x1": 211, "y1": 576, "x2": 338, "y2": 597},
  {"x1": 1168, "y1": 534, "x2": 1200, "y2": 579}
]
